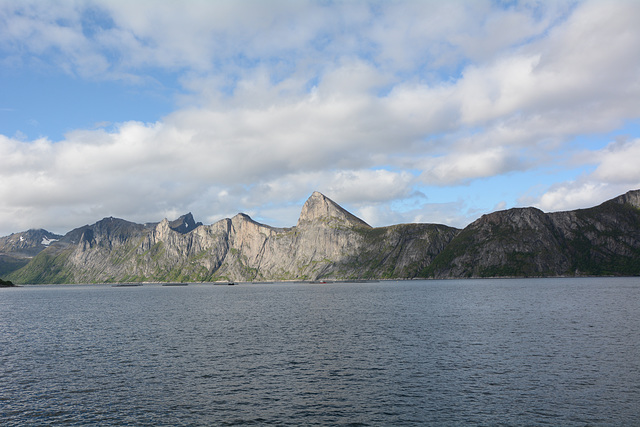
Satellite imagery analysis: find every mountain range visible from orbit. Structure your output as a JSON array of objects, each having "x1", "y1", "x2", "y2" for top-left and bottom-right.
[{"x1": 2, "y1": 190, "x2": 640, "y2": 284}]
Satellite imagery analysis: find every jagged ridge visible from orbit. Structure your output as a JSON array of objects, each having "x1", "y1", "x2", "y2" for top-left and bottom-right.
[
  {"x1": 4, "y1": 189, "x2": 640, "y2": 284},
  {"x1": 424, "y1": 189, "x2": 640, "y2": 278}
]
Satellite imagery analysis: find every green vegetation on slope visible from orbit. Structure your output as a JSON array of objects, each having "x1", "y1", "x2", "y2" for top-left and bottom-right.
[
  {"x1": 7, "y1": 248, "x2": 74, "y2": 284},
  {"x1": 0, "y1": 256, "x2": 30, "y2": 277}
]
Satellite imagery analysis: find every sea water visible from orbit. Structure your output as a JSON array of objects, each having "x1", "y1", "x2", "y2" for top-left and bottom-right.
[{"x1": 1, "y1": 278, "x2": 639, "y2": 425}]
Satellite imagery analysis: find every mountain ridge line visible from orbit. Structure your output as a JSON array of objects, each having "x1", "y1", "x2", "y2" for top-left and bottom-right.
[{"x1": 2, "y1": 189, "x2": 640, "y2": 283}]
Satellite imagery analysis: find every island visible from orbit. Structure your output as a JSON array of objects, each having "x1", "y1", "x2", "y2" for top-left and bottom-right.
[{"x1": 0, "y1": 278, "x2": 16, "y2": 287}]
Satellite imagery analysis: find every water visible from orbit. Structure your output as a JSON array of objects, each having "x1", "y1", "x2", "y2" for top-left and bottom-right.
[{"x1": 1, "y1": 278, "x2": 639, "y2": 426}]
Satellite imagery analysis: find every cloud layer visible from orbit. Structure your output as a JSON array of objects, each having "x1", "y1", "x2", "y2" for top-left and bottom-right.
[{"x1": 1, "y1": 0, "x2": 640, "y2": 235}]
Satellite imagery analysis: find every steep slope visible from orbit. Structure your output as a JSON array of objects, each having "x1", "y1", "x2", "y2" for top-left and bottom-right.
[
  {"x1": 424, "y1": 207, "x2": 571, "y2": 278},
  {"x1": 7, "y1": 218, "x2": 155, "y2": 284},
  {"x1": 200, "y1": 193, "x2": 458, "y2": 281},
  {"x1": 6, "y1": 189, "x2": 640, "y2": 284},
  {"x1": 548, "y1": 191, "x2": 640, "y2": 275},
  {"x1": 336, "y1": 222, "x2": 459, "y2": 279},
  {"x1": 297, "y1": 191, "x2": 371, "y2": 228},
  {"x1": 7, "y1": 192, "x2": 459, "y2": 283},
  {"x1": 169, "y1": 213, "x2": 203, "y2": 234},
  {"x1": 425, "y1": 189, "x2": 640, "y2": 278},
  {"x1": 0, "y1": 229, "x2": 62, "y2": 276}
]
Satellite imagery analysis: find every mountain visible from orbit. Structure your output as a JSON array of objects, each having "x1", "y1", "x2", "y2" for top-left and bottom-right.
[
  {"x1": 423, "y1": 189, "x2": 640, "y2": 278},
  {"x1": 0, "y1": 229, "x2": 62, "y2": 277},
  {"x1": 4, "y1": 190, "x2": 640, "y2": 284},
  {"x1": 169, "y1": 213, "x2": 203, "y2": 234}
]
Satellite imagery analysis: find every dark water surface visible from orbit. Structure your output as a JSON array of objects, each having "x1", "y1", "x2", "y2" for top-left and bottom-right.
[{"x1": 1, "y1": 278, "x2": 639, "y2": 425}]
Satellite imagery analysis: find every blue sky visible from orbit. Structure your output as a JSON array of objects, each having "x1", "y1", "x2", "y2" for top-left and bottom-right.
[{"x1": 1, "y1": 0, "x2": 640, "y2": 236}]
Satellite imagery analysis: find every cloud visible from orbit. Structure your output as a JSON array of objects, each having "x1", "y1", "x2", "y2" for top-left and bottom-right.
[
  {"x1": 535, "y1": 182, "x2": 609, "y2": 213},
  {"x1": 0, "y1": 108, "x2": 420, "y2": 232},
  {"x1": 357, "y1": 198, "x2": 474, "y2": 230},
  {"x1": 418, "y1": 147, "x2": 524, "y2": 186},
  {"x1": 532, "y1": 137, "x2": 640, "y2": 212},
  {"x1": 1, "y1": 0, "x2": 640, "y2": 236},
  {"x1": 592, "y1": 138, "x2": 640, "y2": 184}
]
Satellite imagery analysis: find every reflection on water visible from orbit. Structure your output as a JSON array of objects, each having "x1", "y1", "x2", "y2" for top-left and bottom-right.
[{"x1": 1, "y1": 278, "x2": 639, "y2": 425}]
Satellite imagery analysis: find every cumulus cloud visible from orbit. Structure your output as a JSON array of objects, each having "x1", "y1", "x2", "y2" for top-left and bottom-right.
[
  {"x1": 592, "y1": 138, "x2": 640, "y2": 184},
  {"x1": 1, "y1": 0, "x2": 640, "y2": 235},
  {"x1": 534, "y1": 138, "x2": 640, "y2": 212},
  {"x1": 418, "y1": 147, "x2": 524, "y2": 186},
  {"x1": 536, "y1": 182, "x2": 611, "y2": 213}
]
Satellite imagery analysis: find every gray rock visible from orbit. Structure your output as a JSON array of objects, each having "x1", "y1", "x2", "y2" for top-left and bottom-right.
[{"x1": 5, "y1": 189, "x2": 640, "y2": 284}]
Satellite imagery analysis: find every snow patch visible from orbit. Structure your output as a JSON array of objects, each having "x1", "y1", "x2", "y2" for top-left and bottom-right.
[
  {"x1": 42, "y1": 237, "x2": 58, "y2": 246},
  {"x1": 20, "y1": 236, "x2": 24, "y2": 242}
]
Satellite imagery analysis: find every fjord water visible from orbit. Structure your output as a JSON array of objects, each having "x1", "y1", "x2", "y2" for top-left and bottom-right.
[{"x1": 1, "y1": 279, "x2": 639, "y2": 426}]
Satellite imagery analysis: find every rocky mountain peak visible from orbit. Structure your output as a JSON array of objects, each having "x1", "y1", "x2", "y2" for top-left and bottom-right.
[
  {"x1": 611, "y1": 189, "x2": 640, "y2": 209},
  {"x1": 0, "y1": 229, "x2": 62, "y2": 257},
  {"x1": 297, "y1": 191, "x2": 371, "y2": 228},
  {"x1": 4, "y1": 188, "x2": 640, "y2": 283},
  {"x1": 169, "y1": 212, "x2": 202, "y2": 234}
]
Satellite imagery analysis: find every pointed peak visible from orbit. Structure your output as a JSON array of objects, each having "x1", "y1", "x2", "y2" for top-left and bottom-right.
[
  {"x1": 169, "y1": 212, "x2": 202, "y2": 234},
  {"x1": 297, "y1": 192, "x2": 371, "y2": 228}
]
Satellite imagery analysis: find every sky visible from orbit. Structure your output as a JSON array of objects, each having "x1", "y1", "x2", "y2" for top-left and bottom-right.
[{"x1": 1, "y1": 0, "x2": 640, "y2": 237}]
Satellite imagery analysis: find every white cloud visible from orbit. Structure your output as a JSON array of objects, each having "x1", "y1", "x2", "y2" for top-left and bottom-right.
[
  {"x1": 536, "y1": 182, "x2": 612, "y2": 213},
  {"x1": 324, "y1": 169, "x2": 415, "y2": 203},
  {"x1": 532, "y1": 138, "x2": 640, "y2": 212},
  {"x1": 1, "y1": 0, "x2": 640, "y2": 236},
  {"x1": 592, "y1": 138, "x2": 640, "y2": 184},
  {"x1": 357, "y1": 199, "x2": 473, "y2": 229},
  {"x1": 418, "y1": 147, "x2": 524, "y2": 186}
]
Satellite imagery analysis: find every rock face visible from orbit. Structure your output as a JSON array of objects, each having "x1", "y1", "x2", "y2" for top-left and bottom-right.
[
  {"x1": 169, "y1": 213, "x2": 202, "y2": 234},
  {"x1": 425, "y1": 189, "x2": 640, "y2": 278},
  {"x1": 0, "y1": 229, "x2": 62, "y2": 256},
  {"x1": 0, "y1": 229, "x2": 62, "y2": 276},
  {"x1": 6, "y1": 192, "x2": 458, "y2": 283},
  {"x1": 297, "y1": 191, "x2": 371, "y2": 228},
  {"x1": 4, "y1": 189, "x2": 640, "y2": 284}
]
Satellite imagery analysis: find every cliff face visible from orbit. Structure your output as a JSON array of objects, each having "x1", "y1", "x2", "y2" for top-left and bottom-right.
[
  {"x1": 5, "y1": 189, "x2": 640, "y2": 284},
  {"x1": 425, "y1": 189, "x2": 640, "y2": 278},
  {"x1": 7, "y1": 192, "x2": 458, "y2": 283}
]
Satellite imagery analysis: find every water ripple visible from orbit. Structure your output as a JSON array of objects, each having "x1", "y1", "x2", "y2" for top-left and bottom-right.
[{"x1": 1, "y1": 278, "x2": 639, "y2": 425}]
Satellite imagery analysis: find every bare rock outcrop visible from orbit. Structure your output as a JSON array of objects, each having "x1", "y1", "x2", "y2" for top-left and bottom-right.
[
  {"x1": 426, "y1": 189, "x2": 640, "y2": 278},
  {"x1": 5, "y1": 189, "x2": 640, "y2": 283}
]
